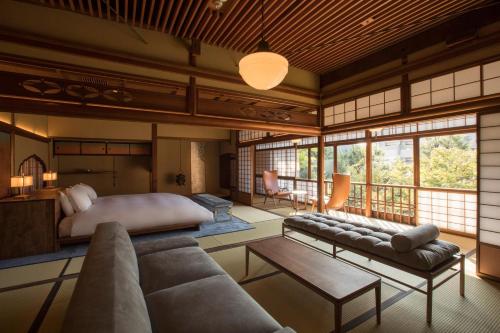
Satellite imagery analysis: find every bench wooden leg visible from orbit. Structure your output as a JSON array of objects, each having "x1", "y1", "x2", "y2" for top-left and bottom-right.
[
  {"x1": 375, "y1": 283, "x2": 381, "y2": 325},
  {"x1": 333, "y1": 244, "x2": 337, "y2": 258},
  {"x1": 427, "y1": 279, "x2": 433, "y2": 325},
  {"x1": 460, "y1": 253, "x2": 465, "y2": 297}
]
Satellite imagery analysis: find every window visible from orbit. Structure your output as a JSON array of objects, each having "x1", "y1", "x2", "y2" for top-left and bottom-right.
[
  {"x1": 324, "y1": 146, "x2": 334, "y2": 181},
  {"x1": 296, "y1": 147, "x2": 318, "y2": 180},
  {"x1": 324, "y1": 88, "x2": 401, "y2": 126},
  {"x1": 483, "y1": 60, "x2": 500, "y2": 95},
  {"x1": 239, "y1": 130, "x2": 267, "y2": 143},
  {"x1": 372, "y1": 140, "x2": 413, "y2": 185},
  {"x1": 18, "y1": 155, "x2": 46, "y2": 192},
  {"x1": 238, "y1": 147, "x2": 251, "y2": 193},
  {"x1": 371, "y1": 114, "x2": 476, "y2": 137},
  {"x1": 337, "y1": 143, "x2": 366, "y2": 182},
  {"x1": 420, "y1": 133, "x2": 477, "y2": 189},
  {"x1": 297, "y1": 148, "x2": 309, "y2": 179},
  {"x1": 324, "y1": 130, "x2": 365, "y2": 143}
]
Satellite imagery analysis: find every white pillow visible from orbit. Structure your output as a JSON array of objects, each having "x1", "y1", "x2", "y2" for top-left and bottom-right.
[
  {"x1": 79, "y1": 183, "x2": 98, "y2": 202},
  {"x1": 66, "y1": 186, "x2": 93, "y2": 212},
  {"x1": 59, "y1": 191, "x2": 75, "y2": 217}
]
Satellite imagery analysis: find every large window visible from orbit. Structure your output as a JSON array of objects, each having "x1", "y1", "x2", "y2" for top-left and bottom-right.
[
  {"x1": 372, "y1": 140, "x2": 413, "y2": 185},
  {"x1": 324, "y1": 146, "x2": 334, "y2": 181},
  {"x1": 337, "y1": 143, "x2": 366, "y2": 182},
  {"x1": 420, "y1": 133, "x2": 477, "y2": 189},
  {"x1": 297, "y1": 147, "x2": 318, "y2": 180}
]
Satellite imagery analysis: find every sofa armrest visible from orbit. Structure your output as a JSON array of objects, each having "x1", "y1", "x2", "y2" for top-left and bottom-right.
[
  {"x1": 134, "y1": 236, "x2": 199, "y2": 257},
  {"x1": 274, "y1": 327, "x2": 296, "y2": 333}
]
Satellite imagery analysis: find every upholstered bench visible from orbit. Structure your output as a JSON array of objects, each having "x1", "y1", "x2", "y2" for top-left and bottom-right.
[{"x1": 283, "y1": 213, "x2": 465, "y2": 324}]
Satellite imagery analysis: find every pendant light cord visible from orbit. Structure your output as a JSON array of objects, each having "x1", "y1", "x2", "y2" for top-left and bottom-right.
[{"x1": 260, "y1": 0, "x2": 265, "y2": 42}]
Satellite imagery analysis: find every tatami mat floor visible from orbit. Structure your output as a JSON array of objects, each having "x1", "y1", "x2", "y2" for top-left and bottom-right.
[{"x1": 0, "y1": 204, "x2": 496, "y2": 333}]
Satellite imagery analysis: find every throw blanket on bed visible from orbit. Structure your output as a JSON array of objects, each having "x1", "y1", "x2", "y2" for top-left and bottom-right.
[{"x1": 59, "y1": 193, "x2": 214, "y2": 237}]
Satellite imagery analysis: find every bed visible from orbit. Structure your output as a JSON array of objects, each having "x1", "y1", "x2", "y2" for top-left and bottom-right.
[{"x1": 58, "y1": 192, "x2": 214, "y2": 242}]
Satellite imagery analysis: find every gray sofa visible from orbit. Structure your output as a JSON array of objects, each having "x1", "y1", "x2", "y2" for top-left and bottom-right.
[{"x1": 62, "y1": 222, "x2": 294, "y2": 333}]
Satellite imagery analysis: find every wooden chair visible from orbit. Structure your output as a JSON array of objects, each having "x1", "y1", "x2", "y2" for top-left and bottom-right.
[
  {"x1": 263, "y1": 170, "x2": 292, "y2": 208},
  {"x1": 310, "y1": 173, "x2": 351, "y2": 216}
]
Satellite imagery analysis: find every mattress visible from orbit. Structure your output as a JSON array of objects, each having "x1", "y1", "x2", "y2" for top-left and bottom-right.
[{"x1": 59, "y1": 193, "x2": 214, "y2": 238}]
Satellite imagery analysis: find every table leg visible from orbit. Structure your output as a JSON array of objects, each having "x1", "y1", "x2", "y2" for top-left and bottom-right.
[
  {"x1": 294, "y1": 195, "x2": 299, "y2": 212},
  {"x1": 375, "y1": 283, "x2": 381, "y2": 325},
  {"x1": 334, "y1": 303, "x2": 342, "y2": 333},
  {"x1": 245, "y1": 247, "x2": 250, "y2": 276}
]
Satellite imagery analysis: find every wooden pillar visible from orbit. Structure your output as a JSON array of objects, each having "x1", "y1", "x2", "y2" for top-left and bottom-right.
[
  {"x1": 365, "y1": 130, "x2": 372, "y2": 217},
  {"x1": 413, "y1": 136, "x2": 420, "y2": 225},
  {"x1": 401, "y1": 56, "x2": 411, "y2": 115},
  {"x1": 151, "y1": 123, "x2": 158, "y2": 193},
  {"x1": 318, "y1": 135, "x2": 325, "y2": 213}
]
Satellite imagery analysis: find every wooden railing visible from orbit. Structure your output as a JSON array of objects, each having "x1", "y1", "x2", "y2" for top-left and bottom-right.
[{"x1": 371, "y1": 183, "x2": 416, "y2": 225}]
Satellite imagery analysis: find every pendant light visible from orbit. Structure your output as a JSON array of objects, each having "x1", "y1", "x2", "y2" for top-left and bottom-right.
[{"x1": 239, "y1": 0, "x2": 288, "y2": 90}]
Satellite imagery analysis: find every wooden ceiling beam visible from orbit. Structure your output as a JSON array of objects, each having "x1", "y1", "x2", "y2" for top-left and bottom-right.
[
  {"x1": 161, "y1": 0, "x2": 174, "y2": 33},
  {"x1": 96, "y1": 0, "x2": 102, "y2": 18},
  {"x1": 229, "y1": 0, "x2": 292, "y2": 51},
  {"x1": 296, "y1": 0, "x2": 475, "y2": 73},
  {"x1": 181, "y1": 0, "x2": 202, "y2": 37},
  {"x1": 168, "y1": 0, "x2": 183, "y2": 35},
  {"x1": 173, "y1": 1, "x2": 192, "y2": 36},
  {"x1": 87, "y1": 0, "x2": 94, "y2": 17},
  {"x1": 296, "y1": 0, "x2": 463, "y2": 72},
  {"x1": 146, "y1": 0, "x2": 156, "y2": 29},
  {"x1": 320, "y1": 2, "x2": 500, "y2": 86},
  {"x1": 214, "y1": 0, "x2": 260, "y2": 46},
  {"x1": 154, "y1": 0, "x2": 165, "y2": 30}
]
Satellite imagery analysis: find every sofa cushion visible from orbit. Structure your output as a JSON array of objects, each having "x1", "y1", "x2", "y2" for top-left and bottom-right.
[
  {"x1": 146, "y1": 275, "x2": 283, "y2": 333},
  {"x1": 62, "y1": 222, "x2": 151, "y2": 333},
  {"x1": 134, "y1": 236, "x2": 199, "y2": 257},
  {"x1": 139, "y1": 246, "x2": 226, "y2": 295},
  {"x1": 391, "y1": 224, "x2": 440, "y2": 252}
]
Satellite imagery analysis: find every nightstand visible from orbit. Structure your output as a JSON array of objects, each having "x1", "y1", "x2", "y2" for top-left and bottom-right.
[{"x1": 0, "y1": 191, "x2": 60, "y2": 260}]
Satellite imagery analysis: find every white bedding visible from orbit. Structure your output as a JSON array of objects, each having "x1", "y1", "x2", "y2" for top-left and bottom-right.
[{"x1": 59, "y1": 193, "x2": 214, "y2": 238}]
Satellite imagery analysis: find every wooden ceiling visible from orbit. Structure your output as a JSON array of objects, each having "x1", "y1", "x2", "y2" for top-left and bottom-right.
[{"x1": 20, "y1": 0, "x2": 493, "y2": 73}]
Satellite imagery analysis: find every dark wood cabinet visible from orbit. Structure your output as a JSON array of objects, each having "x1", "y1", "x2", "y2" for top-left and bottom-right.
[
  {"x1": 0, "y1": 196, "x2": 59, "y2": 260},
  {"x1": 81, "y1": 142, "x2": 106, "y2": 155},
  {"x1": 54, "y1": 140, "x2": 152, "y2": 156},
  {"x1": 54, "y1": 141, "x2": 81, "y2": 155},
  {"x1": 130, "y1": 143, "x2": 151, "y2": 155},
  {"x1": 106, "y1": 143, "x2": 130, "y2": 155}
]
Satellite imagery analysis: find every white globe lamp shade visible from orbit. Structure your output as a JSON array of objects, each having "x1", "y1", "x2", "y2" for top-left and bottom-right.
[{"x1": 239, "y1": 51, "x2": 288, "y2": 90}]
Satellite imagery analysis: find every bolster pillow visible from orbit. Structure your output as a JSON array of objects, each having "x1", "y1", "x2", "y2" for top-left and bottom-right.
[{"x1": 391, "y1": 224, "x2": 440, "y2": 252}]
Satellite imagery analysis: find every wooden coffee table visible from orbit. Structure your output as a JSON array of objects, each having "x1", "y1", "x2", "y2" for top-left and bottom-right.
[{"x1": 246, "y1": 237, "x2": 381, "y2": 333}]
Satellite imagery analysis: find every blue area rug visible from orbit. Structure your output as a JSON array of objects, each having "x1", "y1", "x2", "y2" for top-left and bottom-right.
[{"x1": 0, "y1": 216, "x2": 254, "y2": 269}]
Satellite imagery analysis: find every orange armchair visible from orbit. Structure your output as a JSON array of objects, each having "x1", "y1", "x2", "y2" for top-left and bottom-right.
[
  {"x1": 263, "y1": 170, "x2": 292, "y2": 208},
  {"x1": 311, "y1": 173, "x2": 351, "y2": 216}
]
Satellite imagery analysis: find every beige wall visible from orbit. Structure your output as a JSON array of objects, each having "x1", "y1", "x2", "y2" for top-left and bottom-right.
[
  {"x1": 157, "y1": 123, "x2": 230, "y2": 140},
  {"x1": 0, "y1": 112, "x2": 11, "y2": 124},
  {"x1": 157, "y1": 139, "x2": 192, "y2": 196},
  {"x1": 13, "y1": 135, "x2": 49, "y2": 176},
  {"x1": 48, "y1": 117, "x2": 152, "y2": 140}
]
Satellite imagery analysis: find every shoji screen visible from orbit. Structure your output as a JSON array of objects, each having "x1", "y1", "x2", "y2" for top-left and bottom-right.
[
  {"x1": 237, "y1": 146, "x2": 254, "y2": 205},
  {"x1": 478, "y1": 112, "x2": 500, "y2": 280}
]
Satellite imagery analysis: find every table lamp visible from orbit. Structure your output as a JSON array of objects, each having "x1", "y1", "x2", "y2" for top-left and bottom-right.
[
  {"x1": 43, "y1": 171, "x2": 57, "y2": 188},
  {"x1": 10, "y1": 175, "x2": 33, "y2": 198}
]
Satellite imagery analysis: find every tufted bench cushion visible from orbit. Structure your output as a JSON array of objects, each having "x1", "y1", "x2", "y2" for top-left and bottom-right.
[{"x1": 284, "y1": 213, "x2": 460, "y2": 271}]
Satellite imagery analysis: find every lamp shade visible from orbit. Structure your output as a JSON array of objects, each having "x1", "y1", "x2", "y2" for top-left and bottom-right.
[
  {"x1": 10, "y1": 176, "x2": 23, "y2": 188},
  {"x1": 22, "y1": 175, "x2": 33, "y2": 187},
  {"x1": 43, "y1": 172, "x2": 58, "y2": 181},
  {"x1": 10, "y1": 175, "x2": 33, "y2": 188},
  {"x1": 239, "y1": 51, "x2": 288, "y2": 90}
]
